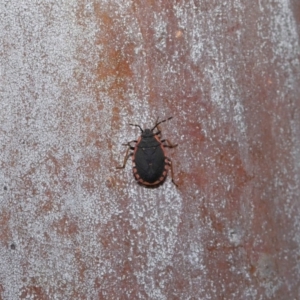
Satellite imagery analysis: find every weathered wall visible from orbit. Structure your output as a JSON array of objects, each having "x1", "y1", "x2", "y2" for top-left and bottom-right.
[{"x1": 0, "y1": 0, "x2": 299, "y2": 299}]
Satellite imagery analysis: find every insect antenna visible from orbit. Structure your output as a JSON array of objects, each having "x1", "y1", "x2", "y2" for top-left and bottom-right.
[
  {"x1": 129, "y1": 123, "x2": 143, "y2": 133},
  {"x1": 151, "y1": 117, "x2": 173, "y2": 131}
]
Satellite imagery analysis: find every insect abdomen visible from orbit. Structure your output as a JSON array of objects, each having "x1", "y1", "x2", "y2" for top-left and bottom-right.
[{"x1": 134, "y1": 146, "x2": 165, "y2": 183}]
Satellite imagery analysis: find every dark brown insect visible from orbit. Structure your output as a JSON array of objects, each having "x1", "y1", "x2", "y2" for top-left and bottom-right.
[{"x1": 116, "y1": 117, "x2": 178, "y2": 187}]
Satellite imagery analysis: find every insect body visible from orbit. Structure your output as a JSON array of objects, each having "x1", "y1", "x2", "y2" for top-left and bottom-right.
[{"x1": 116, "y1": 117, "x2": 178, "y2": 187}]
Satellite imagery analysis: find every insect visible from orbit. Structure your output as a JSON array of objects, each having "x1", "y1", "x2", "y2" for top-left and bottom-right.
[{"x1": 116, "y1": 117, "x2": 178, "y2": 187}]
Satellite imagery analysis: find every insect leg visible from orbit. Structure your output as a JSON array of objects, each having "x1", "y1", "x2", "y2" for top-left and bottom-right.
[
  {"x1": 166, "y1": 157, "x2": 178, "y2": 187},
  {"x1": 154, "y1": 130, "x2": 162, "y2": 137},
  {"x1": 122, "y1": 140, "x2": 137, "y2": 149},
  {"x1": 116, "y1": 147, "x2": 133, "y2": 169},
  {"x1": 161, "y1": 139, "x2": 178, "y2": 148}
]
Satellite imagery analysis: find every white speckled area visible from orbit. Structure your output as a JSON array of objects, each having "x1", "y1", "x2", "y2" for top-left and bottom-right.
[{"x1": 0, "y1": 0, "x2": 299, "y2": 299}]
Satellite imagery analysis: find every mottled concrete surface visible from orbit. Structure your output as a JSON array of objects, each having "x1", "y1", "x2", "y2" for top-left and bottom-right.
[{"x1": 0, "y1": 1, "x2": 299, "y2": 299}]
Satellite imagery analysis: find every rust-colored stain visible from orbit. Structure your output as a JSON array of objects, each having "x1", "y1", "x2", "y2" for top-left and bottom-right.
[
  {"x1": 52, "y1": 214, "x2": 79, "y2": 236},
  {"x1": 0, "y1": 211, "x2": 10, "y2": 245},
  {"x1": 0, "y1": 0, "x2": 299, "y2": 299},
  {"x1": 20, "y1": 285, "x2": 48, "y2": 300}
]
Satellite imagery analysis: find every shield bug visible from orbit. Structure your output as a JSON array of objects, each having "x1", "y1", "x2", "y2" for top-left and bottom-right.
[{"x1": 116, "y1": 117, "x2": 178, "y2": 187}]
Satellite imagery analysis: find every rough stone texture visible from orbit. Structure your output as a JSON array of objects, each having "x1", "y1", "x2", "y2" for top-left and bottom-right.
[{"x1": 0, "y1": 1, "x2": 299, "y2": 299}]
